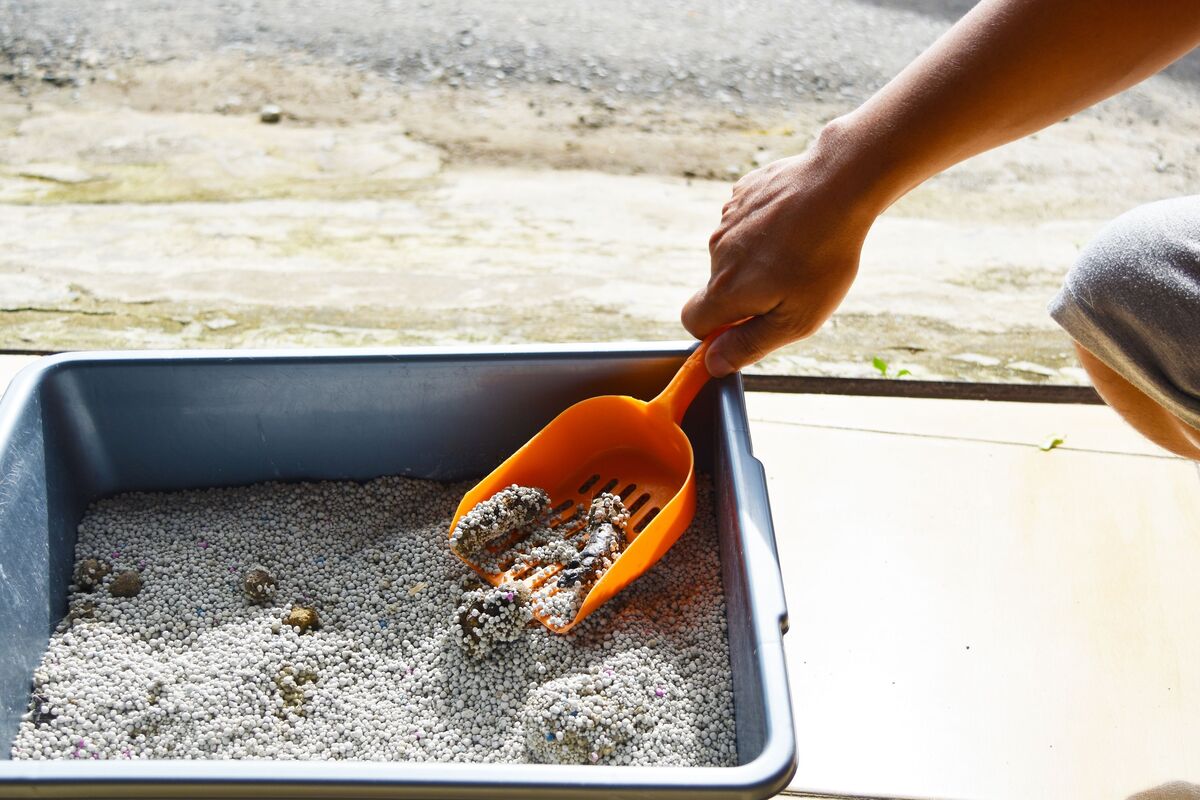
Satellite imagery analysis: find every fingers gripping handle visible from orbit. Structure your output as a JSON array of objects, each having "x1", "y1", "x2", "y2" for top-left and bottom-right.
[{"x1": 650, "y1": 329, "x2": 726, "y2": 424}]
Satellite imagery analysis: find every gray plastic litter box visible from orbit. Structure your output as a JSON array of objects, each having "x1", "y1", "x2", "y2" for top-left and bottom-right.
[{"x1": 0, "y1": 343, "x2": 795, "y2": 799}]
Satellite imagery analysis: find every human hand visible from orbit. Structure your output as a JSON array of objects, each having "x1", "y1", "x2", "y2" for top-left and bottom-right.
[{"x1": 681, "y1": 133, "x2": 880, "y2": 377}]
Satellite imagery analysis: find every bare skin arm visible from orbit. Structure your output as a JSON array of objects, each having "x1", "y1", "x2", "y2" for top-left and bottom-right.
[{"x1": 682, "y1": 0, "x2": 1200, "y2": 376}]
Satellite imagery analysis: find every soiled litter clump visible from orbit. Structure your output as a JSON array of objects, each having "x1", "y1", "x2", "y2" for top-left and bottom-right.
[
  {"x1": 452, "y1": 582, "x2": 532, "y2": 659},
  {"x1": 529, "y1": 493, "x2": 630, "y2": 628},
  {"x1": 557, "y1": 493, "x2": 629, "y2": 590},
  {"x1": 243, "y1": 567, "x2": 277, "y2": 602},
  {"x1": 449, "y1": 485, "x2": 550, "y2": 563},
  {"x1": 283, "y1": 605, "x2": 319, "y2": 633},
  {"x1": 74, "y1": 558, "x2": 110, "y2": 592},
  {"x1": 523, "y1": 650, "x2": 694, "y2": 765},
  {"x1": 12, "y1": 476, "x2": 735, "y2": 766},
  {"x1": 452, "y1": 488, "x2": 632, "y2": 629},
  {"x1": 108, "y1": 571, "x2": 143, "y2": 598}
]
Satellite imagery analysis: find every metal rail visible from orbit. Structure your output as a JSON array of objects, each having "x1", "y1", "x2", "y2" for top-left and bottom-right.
[{"x1": 742, "y1": 373, "x2": 1103, "y2": 404}]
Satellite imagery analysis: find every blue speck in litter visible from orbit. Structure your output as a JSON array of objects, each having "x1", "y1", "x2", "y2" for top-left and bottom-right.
[
  {"x1": 315, "y1": 556, "x2": 325, "y2": 565},
  {"x1": 195, "y1": 607, "x2": 204, "y2": 616},
  {"x1": 545, "y1": 732, "x2": 555, "y2": 741},
  {"x1": 378, "y1": 619, "x2": 388, "y2": 629}
]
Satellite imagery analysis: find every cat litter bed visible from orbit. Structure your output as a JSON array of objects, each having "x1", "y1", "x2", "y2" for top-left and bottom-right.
[{"x1": 11, "y1": 475, "x2": 735, "y2": 766}]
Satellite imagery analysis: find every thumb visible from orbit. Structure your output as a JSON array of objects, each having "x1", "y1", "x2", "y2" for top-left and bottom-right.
[{"x1": 705, "y1": 313, "x2": 794, "y2": 377}]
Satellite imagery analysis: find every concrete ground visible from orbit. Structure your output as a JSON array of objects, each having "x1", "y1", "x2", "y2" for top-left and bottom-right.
[
  {"x1": 752, "y1": 393, "x2": 1200, "y2": 800},
  {"x1": 2, "y1": 354, "x2": 1197, "y2": 799}
]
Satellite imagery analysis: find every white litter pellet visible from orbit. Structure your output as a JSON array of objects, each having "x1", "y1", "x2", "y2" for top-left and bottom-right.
[{"x1": 10, "y1": 476, "x2": 736, "y2": 766}]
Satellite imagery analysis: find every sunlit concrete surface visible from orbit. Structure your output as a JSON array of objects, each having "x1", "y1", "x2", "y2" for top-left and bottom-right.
[{"x1": 751, "y1": 393, "x2": 1200, "y2": 800}]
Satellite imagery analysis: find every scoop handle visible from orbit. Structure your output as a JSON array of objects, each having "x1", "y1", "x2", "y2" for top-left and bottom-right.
[{"x1": 649, "y1": 328, "x2": 728, "y2": 424}]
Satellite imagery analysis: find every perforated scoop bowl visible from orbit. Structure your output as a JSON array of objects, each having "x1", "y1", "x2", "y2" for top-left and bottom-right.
[{"x1": 449, "y1": 334, "x2": 719, "y2": 633}]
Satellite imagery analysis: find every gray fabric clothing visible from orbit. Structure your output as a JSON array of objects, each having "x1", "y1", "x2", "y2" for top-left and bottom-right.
[{"x1": 1048, "y1": 195, "x2": 1200, "y2": 430}]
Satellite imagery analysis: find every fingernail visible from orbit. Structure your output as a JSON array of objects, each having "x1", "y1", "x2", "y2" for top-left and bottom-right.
[{"x1": 707, "y1": 351, "x2": 734, "y2": 377}]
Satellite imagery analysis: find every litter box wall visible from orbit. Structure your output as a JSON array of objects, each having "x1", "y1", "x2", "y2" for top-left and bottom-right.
[{"x1": 0, "y1": 344, "x2": 795, "y2": 799}]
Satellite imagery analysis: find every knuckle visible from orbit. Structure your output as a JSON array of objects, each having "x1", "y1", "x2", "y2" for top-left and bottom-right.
[
  {"x1": 708, "y1": 228, "x2": 724, "y2": 254},
  {"x1": 711, "y1": 236, "x2": 747, "y2": 264},
  {"x1": 706, "y1": 266, "x2": 738, "y2": 296},
  {"x1": 732, "y1": 167, "x2": 761, "y2": 190},
  {"x1": 680, "y1": 299, "x2": 706, "y2": 335}
]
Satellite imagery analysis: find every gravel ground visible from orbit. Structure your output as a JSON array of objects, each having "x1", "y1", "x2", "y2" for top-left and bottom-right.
[
  {"x1": 10, "y1": 475, "x2": 735, "y2": 766},
  {"x1": 0, "y1": 0, "x2": 944, "y2": 108},
  {"x1": 5, "y1": 0, "x2": 1194, "y2": 112}
]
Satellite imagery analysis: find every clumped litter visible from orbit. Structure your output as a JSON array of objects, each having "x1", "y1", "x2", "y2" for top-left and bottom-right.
[
  {"x1": 242, "y1": 566, "x2": 277, "y2": 603},
  {"x1": 11, "y1": 476, "x2": 735, "y2": 766},
  {"x1": 451, "y1": 581, "x2": 532, "y2": 660},
  {"x1": 283, "y1": 605, "x2": 320, "y2": 633},
  {"x1": 74, "y1": 558, "x2": 111, "y2": 592},
  {"x1": 450, "y1": 488, "x2": 631, "y2": 629},
  {"x1": 107, "y1": 570, "x2": 143, "y2": 598},
  {"x1": 448, "y1": 485, "x2": 551, "y2": 568}
]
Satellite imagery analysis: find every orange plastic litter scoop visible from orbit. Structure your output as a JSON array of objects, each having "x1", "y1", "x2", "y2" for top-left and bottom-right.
[{"x1": 449, "y1": 332, "x2": 723, "y2": 633}]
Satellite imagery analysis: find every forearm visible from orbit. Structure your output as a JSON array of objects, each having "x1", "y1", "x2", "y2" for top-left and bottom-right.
[
  {"x1": 683, "y1": 0, "x2": 1200, "y2": 376},
  {"x1": 820, "y1": 0, "x2": 1200, "y2": 215}
]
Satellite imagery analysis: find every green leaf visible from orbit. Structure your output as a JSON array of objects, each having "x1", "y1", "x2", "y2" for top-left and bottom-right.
[
  {"x1": 1038, "y1": 434, "x2": 1066, "y2": 452},
  {"x1": 896, "y1": 369, "x2": 912, "y2": 378},
  {"x1": 871, "y1": 356, "x2": 888, "y2": 376}
]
